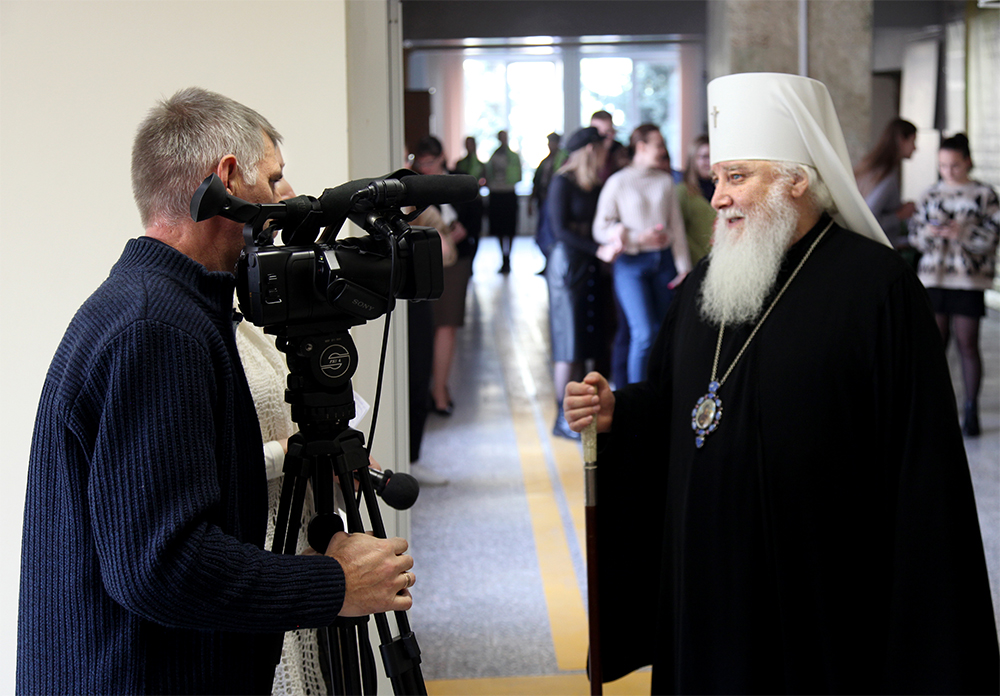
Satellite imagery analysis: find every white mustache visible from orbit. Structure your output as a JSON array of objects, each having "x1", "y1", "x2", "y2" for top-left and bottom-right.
[{"x1": 718, "y1": 207, "x2": 749, "y2": 221}]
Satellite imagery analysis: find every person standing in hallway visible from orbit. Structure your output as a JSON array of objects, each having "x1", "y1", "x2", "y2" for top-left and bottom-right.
[
  {"x1": 455, "y1": 135, "x2": 485, "y2": 183},
  {"x1": 486, "y1": 130, "x2": 522, "y2": 274},
  {"x1": 564, "y1": 72, "x2": 998, "y2": 694},
  {"x1": 593, "y1": 123, "x2": 691, "y2": 384},
  {"x1": 404, "y1": 142, "x2": 463, "y2": 487},
  {"x1": 531, "y1": 131, "x2": 565, "y2": 263},
  {"x1": 590, "y1": 110, "x2": 631, "y2": 387},
  {"x1": 855, "y1": 118, "x2": 918, "y2": 249},
  {"x1": 679, "y1": 134, "x2": 716, "y2": 265},
  {"x1": 411, "y1": 135, "x2": 477, "y2": 421},
  {"x1": 545, "y1": 127, "x2": 622, "y2": 439},
  {"x1": 685, "y1": 133, "x2": 716, "y2": 202},
  {"x1": 590, "y1": 110, "x2": 629, "y2": 183},
  {"x1": 908, "y1": 133, "x2": 1000, "y2": 437}
]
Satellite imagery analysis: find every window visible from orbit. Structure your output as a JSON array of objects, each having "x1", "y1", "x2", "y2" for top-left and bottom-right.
[
  {"x1": 464, "y1": 58, "x2": 563, "y2": 185},
  {"x1": 581, "y1": 49, "x2": 681, "y2": 165},
  {"x1": 410, "y1": 38, "x2": 687, "y2": 190}
]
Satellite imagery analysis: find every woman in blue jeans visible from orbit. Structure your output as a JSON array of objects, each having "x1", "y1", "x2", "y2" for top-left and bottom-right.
[{"x1": 593, "y1": 124, "x2": 691, "y2": 383}]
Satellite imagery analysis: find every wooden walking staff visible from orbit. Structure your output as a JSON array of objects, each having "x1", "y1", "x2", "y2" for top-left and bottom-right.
[{"x1": 582, "y1": 420, "x2": 602, "y2": 695}]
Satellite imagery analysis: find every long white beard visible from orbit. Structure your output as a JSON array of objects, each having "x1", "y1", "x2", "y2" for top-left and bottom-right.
[{"x1": 699, "y1": 186, "x2": 800, "y2": 326}]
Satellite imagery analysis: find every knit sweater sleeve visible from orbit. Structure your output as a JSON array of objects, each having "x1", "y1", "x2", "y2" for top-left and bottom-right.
[
  {"x1": 907, "y1": 189, "x2": 937, "y2": 253},
  {"x1": 85, "y1": 320, "x2": 345, "y2": 633},
  {"x1": 961, "y1": 183, "x2": 1000, "y2": 256}
]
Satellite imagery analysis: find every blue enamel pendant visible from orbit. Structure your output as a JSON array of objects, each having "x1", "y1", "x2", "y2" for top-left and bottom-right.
[{"x1": 691, "y1": 381, "x2": 723, "y2": 448}]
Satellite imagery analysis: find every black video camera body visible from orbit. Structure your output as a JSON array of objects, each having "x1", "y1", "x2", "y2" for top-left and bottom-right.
[{"x1": 237, "y1": 224, "x2": 443, "y2": 327}]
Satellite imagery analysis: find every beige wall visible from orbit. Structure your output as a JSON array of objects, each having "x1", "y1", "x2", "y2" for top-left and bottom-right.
[{"x1": 0, "y1": 1, "x2": 403, "y2": 688}]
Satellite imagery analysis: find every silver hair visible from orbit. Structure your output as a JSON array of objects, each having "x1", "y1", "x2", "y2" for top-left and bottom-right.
[
  {"x1": 131, "y1": 87, "x2": 282, "y2": 227},
  {"x1": 773, "y1": 162, "x2": 835, "y2": 216}
]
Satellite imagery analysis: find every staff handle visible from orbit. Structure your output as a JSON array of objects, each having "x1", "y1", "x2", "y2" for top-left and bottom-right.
[{"x1": 583, "y1": 420, "x2": 602, "y2": 695}]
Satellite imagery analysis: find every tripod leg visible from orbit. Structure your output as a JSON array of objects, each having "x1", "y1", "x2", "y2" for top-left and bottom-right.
[
  {"x1": 283, "y1": 473, "x2": 310, "y2": 555},
  {"x1": 358, "y1": 620, "x2": 379, "y2": 696},
  {"x1": 267, "y1": 456, "x2": 311, "y2": 683},
  {"x1": 339, "y1": 621, "x2": 363, "y2": 695},
  {"x1": 272, "y1": 444, "x2": 310, "y2": 554},
  {"x1": 327, "y1": 625, "x2": 347, "y2": 696},
  {"x1": 271, "y1": 463, "x2": 298, "y2": 554}
]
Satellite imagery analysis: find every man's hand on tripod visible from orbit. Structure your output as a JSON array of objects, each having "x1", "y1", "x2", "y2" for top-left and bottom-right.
[{"x1": 327, "y1": 532, "x2": 415, "y2": 616}]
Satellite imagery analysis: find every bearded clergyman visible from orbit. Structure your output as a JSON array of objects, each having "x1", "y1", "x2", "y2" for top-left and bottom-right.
[{"x1": 564, "y1": 72, "x2": 998, "y2": 694}]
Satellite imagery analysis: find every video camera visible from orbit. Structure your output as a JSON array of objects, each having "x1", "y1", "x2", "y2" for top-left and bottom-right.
[{"x1": 190, "y1": 168, "x2": 478, "y2": 328}]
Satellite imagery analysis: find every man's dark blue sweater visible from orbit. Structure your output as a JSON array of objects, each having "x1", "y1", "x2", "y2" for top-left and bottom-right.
[{"x1": 18, "y1": 238, "x2": 345, "y2": 694}]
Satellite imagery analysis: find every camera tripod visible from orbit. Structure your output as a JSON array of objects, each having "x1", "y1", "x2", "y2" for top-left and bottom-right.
[{"x1": 269, "y1": 319, "x2": 426, "y2": 696}]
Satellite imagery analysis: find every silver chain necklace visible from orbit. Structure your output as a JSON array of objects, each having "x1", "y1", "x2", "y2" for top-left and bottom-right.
[{"x1": 692, "y1": 220, "x2": 832, "y2": 448}]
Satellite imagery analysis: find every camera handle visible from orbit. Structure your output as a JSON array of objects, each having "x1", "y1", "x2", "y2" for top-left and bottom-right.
[{"x1": 270, "y1": 323, "x2": 426, "y2": 696}]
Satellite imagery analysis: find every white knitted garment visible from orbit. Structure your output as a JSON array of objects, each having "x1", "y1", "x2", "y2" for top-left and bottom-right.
[{"x1": 235, "y1": 317, "x2": 328, "y2": 696}]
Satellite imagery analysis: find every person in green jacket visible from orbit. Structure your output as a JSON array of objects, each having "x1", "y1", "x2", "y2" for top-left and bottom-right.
[
  {"x1": 679, "y1": 134, "x2": 716, "y2": 265},
  {"x1": 455, "y1": 136, "x2": 485, "y2": 183},
  {"x1": 486, "y1": 130, "x2": 523, "y2": 273}
]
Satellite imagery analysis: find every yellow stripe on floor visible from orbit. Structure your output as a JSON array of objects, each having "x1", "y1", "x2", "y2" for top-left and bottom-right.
[
  {"x1": 511, "y1": 401, "x2": 589, "y2": 672},
  {"x1": 426, "y1": 669, "x2": 652, "y2": 695},
  {"x1": 495, "y1": 297, "x2": 589, "y2": 673},
  {"x1": 549, "y1": 433, "x2": 588, "y2": 567}
]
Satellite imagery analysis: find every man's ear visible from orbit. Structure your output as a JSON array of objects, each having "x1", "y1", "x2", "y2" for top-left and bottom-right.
[
  {"x1": 216, "y1": 154, "x2": 240, "y2": 194},
  {"x1": 788, "y1": 168, "x2": 811, "y2": 200}
]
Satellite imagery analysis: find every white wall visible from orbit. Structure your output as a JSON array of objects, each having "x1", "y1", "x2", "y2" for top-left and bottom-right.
[{"x1": 0, "y1": 1, "x2": 402, "y2": 689}]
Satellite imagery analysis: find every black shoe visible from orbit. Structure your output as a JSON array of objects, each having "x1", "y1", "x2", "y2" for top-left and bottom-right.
[
  {"x1": 552, "y1": 410, "x2": 581, "y2": 440},
  {"x1": 431, "y1": 401, "x2": 454, "y2": 417},
  {"x1": 499, "y1": 257, "x2": 511, "y2": 274},
  {"x1": 962, "y1": 401, "x2": 980, "y2": 437}
]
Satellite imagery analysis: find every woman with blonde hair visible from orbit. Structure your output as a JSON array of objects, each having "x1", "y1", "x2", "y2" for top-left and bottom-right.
[{"x1": 545, "y1": 127, "x2": 622, "y2": 438}]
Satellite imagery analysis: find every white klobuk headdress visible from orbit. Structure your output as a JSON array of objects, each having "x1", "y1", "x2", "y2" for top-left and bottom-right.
[{"x1": 707, "y1": 72, "x2": 890, "y2": 246}]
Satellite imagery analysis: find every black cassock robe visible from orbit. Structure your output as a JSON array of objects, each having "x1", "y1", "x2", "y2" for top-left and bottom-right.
[{"x1": 596, "y1": 216, "x2": 999, "y2": 694}]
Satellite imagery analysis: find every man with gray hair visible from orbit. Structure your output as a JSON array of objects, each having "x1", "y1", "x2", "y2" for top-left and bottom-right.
[
  {"x1": 565, "y1": 73, "x2": 998, "y2": 693},
  {"x1": 18, "y1": 87, "x2": 416, "y2": 694}
]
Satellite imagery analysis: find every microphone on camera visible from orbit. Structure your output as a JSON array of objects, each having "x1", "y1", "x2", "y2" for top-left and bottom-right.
[
  {"x1": 360, "y1": 468, "x2": 420, "y2": 511},
  {"x1": 190, "y1": 169, "x2": 479, "y2": 246},
  {"x1": 302, "y1": 172, "x2": 479, "y2": 245},
  {"x1": 352, "y1": 174, "x2": 479, "y2": 210}
]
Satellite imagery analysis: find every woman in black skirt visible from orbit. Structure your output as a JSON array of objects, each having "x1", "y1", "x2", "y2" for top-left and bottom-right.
[{"x1": 909, "y1": 134, "x2": 1000, "y2": 436}]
